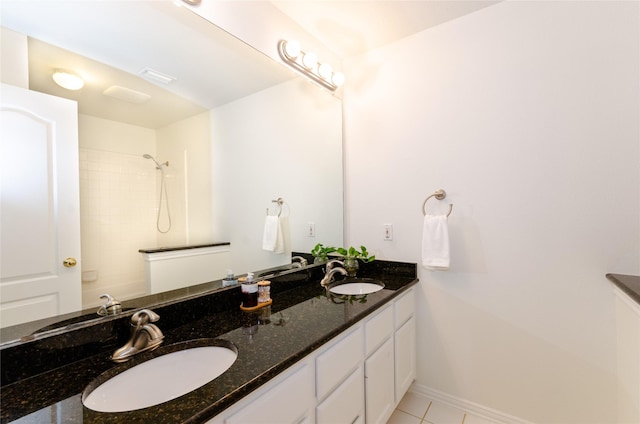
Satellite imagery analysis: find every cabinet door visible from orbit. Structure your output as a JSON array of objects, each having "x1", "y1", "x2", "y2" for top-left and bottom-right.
[
  {"x1": 224, "y1": 363, "x2": 314, "y2": 424},
  {"x1": 316, "y1": 366, "x2": 364, "y2": 424},
  {"x1": 365, "y1": 338, "x2": 395, "y2": 424},
  {"x1": 395, "y1": 316, "x2": 416, "y2": 402}
]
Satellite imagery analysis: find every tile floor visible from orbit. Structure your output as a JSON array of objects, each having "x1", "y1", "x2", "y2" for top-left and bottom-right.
[{"x1": 388, "y1": 392, "x2": 499, "y2": 424}]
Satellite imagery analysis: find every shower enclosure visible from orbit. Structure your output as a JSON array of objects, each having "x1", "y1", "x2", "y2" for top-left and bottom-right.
[{"x1": 78, "y1": 113, "x2": 213, "y2": 309}]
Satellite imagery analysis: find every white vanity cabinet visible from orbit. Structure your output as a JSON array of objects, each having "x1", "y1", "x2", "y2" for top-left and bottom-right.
[
  {"x1": 315, "y1": 326, "x2": 365, "y2": 424},
  {"x1": 208, "y1": 360, "x2": 315, "y2": 424},
  {"x1": 365, "y1": 338, "x2": 395, "y2": 424},
  {"x1": 316, "y1": 366, "x2": 365, "y2": 424},
  {"x1": 364, "y1": 305, "x2": 395, "y2": 424},
  {"x1": 316, "y1": 326, "x2": 364, "y2": 400},
  {"x1": 394, "y1": 288, "x2": 417, "y2": 402},
  {"x1": 613, "y1": 286, "x2": 640, "y2": 423},
  {"x1": 209, "y1": 286, "x2": 416, "y2": 424}
]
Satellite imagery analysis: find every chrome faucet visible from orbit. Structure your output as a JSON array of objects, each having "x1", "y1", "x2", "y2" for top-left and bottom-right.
[
  {"x1": 97, "y1": 293, "x2": 122, "y2": 316},
  {"x1": 291, "y1": 256, "x2": 308, "y2": 268},
  {"x1": 325, "y1": 259, "x2": 344, "y2": 272},
  {"x1": 111, "y1": 309, "x2": 164, "y2": 363},
  {"x1": 320, "y1": 266, "x2": 347, "y2": 287}
]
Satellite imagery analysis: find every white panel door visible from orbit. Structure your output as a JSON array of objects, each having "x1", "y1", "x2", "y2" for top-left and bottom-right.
[{"x1": 0, "y1": 83, "x2": 81, "y2": 327}]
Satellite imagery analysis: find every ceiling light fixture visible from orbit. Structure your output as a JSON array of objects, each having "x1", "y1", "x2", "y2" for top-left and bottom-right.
[
  {"x1": 277, "y1": 40, "x2": 344, "y2": 92},
  {"x1": 52, "y1": 69, "x2": 84, "y2": 90}
]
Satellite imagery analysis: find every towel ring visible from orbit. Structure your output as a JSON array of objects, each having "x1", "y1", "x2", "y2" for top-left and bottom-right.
[
  {"x1": 422, "y1": 189, "x2": 453, "y2": 217},
  {"x1": 266, "y1": 197, "x2": 284, "y2": 217}
]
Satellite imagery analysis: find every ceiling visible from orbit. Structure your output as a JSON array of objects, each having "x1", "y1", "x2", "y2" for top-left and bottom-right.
[
  {"x1": 1, "y1": 0, "x2": 500, "y2": 128},
  {"x1": 271, "y1": 1, "x2": 501, "y2": 58},
  {"x1": 0, "y1": 1, "x2": 294, "y2": 129}
]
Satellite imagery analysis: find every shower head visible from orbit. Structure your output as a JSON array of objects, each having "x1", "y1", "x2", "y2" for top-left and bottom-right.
[{"x1": 143, "y1": 154, "x2": 168, "y2": 169}]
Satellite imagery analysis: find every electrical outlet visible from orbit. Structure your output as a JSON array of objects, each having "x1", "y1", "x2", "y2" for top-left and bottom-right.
[
  {"x1": 307, "y1": 222, "x2": 316, "y2": 237},
  {"x1": 384, "y1": 224, "x2": 393, "y2": 241}
]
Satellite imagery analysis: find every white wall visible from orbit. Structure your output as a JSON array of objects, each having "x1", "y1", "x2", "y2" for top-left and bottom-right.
[
  {"x1": 343, "y1": 1, "x2": 639, "y2": 423},
  {"x1": 0, "y1": 27, "x2": 28, "y2": 88},
  {"x1": 210, "y1": 78, "x2": 343, "y2": 274}
]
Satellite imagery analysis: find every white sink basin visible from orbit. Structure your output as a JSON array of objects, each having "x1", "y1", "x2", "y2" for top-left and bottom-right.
[
  {"x1": 83, "y1": 341, "x2": 237, "y2": 412},
  {"x1": 330, "y1": 280, "x2": 384, "y2": 295}
]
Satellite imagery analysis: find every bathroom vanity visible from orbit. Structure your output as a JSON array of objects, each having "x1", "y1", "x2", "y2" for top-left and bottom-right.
[{"x1": 0, "y1": 260, "x2": 417, "y2": 423}]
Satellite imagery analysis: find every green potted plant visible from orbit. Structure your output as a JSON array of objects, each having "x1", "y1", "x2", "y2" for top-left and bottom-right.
[
  {"x1": 311, "y1": 243, "x2": 337, "y2": 264},
  {"x1": 336, "y1": 245, "x2": 375, "y2": 277}
]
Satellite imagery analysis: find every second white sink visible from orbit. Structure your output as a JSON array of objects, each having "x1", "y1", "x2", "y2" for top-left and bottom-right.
[
  {"x1": 83, "y1": 340, "x2": 237, "y2": 413},
  {"x1": 329, "y1": 280, "x2": 384, "y2": 295}
]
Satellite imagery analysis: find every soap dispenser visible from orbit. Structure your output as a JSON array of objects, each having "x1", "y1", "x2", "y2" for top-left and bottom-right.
[
  {"x1": 241, "y1": 272, "x2": 258, "y2": 308},
  {"x1": 222, "y1": 270, "x2": 238, "y2": 287}
]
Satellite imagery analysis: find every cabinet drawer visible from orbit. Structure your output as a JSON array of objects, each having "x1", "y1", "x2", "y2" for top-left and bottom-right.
[
  {"x1": 316, "y1": 326, "x2": 363, "y2": 400},
  {"x1": 316, "y1": 366, "x2": 364, "y2": 424},
  {"x1": 394, "y1": 288, "x2": 415, "y2": 329},
  {"x1": 365, "y1": 305, "x2": 393, "y2": 355},
  {"x1": 225, "y1": 363, "x2": 313, "y2": 424}
]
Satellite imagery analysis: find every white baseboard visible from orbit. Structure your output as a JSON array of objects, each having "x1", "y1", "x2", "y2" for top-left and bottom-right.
[{"x1": 410, "y1": 383, "x2": 536, "y2": 424}]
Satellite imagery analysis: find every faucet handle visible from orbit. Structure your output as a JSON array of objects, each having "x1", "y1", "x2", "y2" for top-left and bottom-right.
[{"x1": 131, "y1": 309, "x2": 160, "y2": 325}]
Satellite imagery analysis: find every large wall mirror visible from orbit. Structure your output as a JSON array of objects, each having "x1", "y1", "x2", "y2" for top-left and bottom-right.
[{"x1": 0, "y1": 0, "x2": 343, "y2": 344}]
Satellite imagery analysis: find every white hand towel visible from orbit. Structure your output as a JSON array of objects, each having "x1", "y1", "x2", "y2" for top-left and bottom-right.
[
  {"x1": 274, "y1": 216, "x2": 289, "y2": 255},
  {"x1": 422, "y1": 214, "x2": 450, "y2": 271},
  {"x1": 262, "y1": 215, "x2": 280, "y2": 252}
]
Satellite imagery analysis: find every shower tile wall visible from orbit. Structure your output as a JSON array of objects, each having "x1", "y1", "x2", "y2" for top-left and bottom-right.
[{"x1": 79, "y1": 148, "x2": 156, "y2": 308}]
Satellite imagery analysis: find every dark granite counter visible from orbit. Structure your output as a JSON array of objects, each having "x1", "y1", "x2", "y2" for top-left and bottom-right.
[
  {"x1": 607, "y1": 273, "x2": 640, "y2": 305},
  {"x1": 0, "y1": 260, "x2": 417, "y2": 423}
]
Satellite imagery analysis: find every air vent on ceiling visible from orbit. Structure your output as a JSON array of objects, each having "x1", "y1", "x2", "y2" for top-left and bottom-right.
[{"x1": 139, "y1": 67, "x2": 176, "y2": 84}]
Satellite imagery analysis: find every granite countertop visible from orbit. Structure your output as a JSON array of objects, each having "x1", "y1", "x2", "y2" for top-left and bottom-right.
[
  {"x1": 1, "y1": 261, "x2": 417, "y2": 423},
  {"x1": 606, "y1": 273, "x2": 640, "y2": 305}
]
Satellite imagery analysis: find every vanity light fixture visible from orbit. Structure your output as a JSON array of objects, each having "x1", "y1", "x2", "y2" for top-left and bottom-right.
[
  {"x1": 277, "y1": 40, "x2": 344, "y2": 92},
  {"x1": 52, "y1": 69, "x2": 84, "y2": 90}
]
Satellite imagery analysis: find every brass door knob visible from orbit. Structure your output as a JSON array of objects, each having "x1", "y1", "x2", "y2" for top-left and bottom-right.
[{"x1": 63, "y1": 257, "x2": 77, "y2": 268}]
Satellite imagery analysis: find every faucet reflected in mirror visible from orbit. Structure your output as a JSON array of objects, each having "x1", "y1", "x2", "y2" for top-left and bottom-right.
[
  {"x1": 111, "y1": 309, "x2": 164, "y2": 363},
  {"x1": 291, "y1": 256, "x2": 308, "y2": 268}
]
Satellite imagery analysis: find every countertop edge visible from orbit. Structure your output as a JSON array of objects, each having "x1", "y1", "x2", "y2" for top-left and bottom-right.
[{"x1": 606, "y1": 273, "x2": 640, "y2": 306}]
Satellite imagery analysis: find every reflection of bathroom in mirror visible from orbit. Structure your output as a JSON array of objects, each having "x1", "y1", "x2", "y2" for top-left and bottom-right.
[{"x1": 0, "y1": 0, "x2": 343, "y2": 334}]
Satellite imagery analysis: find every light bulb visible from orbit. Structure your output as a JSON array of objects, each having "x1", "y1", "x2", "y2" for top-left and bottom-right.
[
  {"x1": 52, "y1": 70, "x2": 84, "y2": 90},
  {"x1": 318, "y1": 63, "x2": 333, "y2": 80},
  {"x1": 284, "y1": 40, "x2": 301, "y2": 58},
  {"x1": 332, "y1": 72, "x2": 345, "y2": 87},
  {"x1": 301, "y1": 52, "x2": 317, "y2": 69}
]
